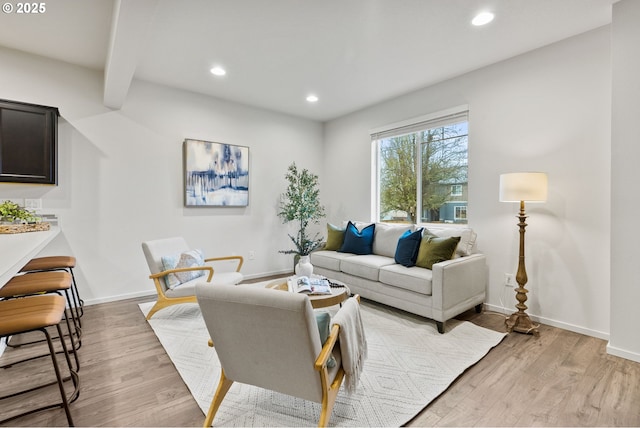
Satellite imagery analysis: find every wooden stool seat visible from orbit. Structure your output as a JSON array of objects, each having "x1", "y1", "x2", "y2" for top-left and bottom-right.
[
  {"x1": 0, "y1": 295, "x2": 78, "y2": 426},
  {"x1": 20, "y1": 256, "x2": 76, "y2": 272},
  {"x1": 0, "y1": 295, "x2": 66, "y2": 335},
  {"x1": 19, "y1": 255, "x2": 84, "y2": 322},
  {"x1": 0, "y1": 271, "x2": 81, "y2": 368},
  {"x1": 0, "y1": 271, "x2": 72, "y2": 298}
]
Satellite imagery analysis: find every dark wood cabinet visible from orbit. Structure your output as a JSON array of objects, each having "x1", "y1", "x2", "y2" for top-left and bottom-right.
[{"x1": 0, "y1": 99, "x2": 58, "y2": 185}]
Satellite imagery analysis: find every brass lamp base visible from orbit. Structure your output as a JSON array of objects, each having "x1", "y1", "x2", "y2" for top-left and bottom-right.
[
  {"x1": 503, "y1": 199, "x2": 541, "y2": 337},
  {"x1": 505, "y1": 311, "x2": 539, "y2": 336}
]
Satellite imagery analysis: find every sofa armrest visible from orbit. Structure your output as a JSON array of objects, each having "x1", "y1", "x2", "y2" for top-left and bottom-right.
[{"x1": 431, "y1": 253, "x2": 487, "y2": 315}]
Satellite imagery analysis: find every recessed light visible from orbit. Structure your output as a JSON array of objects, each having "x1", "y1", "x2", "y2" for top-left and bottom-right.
[
  {"x1": 210, "y1": 66, "x2": 226, "y2": 76},
  {"x1": 306, "y1": 94, "x2": 319, "y2": 103},
  {"x1": 472, "y1": 12, "x2": 494, "y2": 26}
]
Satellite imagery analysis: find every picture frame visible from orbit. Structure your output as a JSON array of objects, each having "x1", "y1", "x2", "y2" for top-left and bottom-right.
[{"x1": 183, "y1": 139, "x2": 249, "y2": 207}]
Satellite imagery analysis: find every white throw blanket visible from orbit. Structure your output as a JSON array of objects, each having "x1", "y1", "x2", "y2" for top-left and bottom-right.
[{"x1": 332, "y1": 297, "x2": 367, "y2": 394}]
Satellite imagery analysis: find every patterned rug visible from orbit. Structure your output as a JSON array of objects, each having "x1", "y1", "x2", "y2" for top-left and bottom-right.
[{"x1": 139, "y1": 283, "x2": 505, "y2": 427}]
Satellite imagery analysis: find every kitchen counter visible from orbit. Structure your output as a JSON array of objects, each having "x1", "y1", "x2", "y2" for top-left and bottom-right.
[{"x1": 0, "y1": 225, "x2": 60, "y2": 288}]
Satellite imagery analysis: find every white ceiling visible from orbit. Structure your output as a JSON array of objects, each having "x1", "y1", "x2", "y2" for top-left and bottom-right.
[{"x1": 0, "y1": 0, "x2": 616, "y2": 121}]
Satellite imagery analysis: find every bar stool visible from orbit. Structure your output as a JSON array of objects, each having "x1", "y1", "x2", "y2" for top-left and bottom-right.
[
  {"x1": 19, "y1": 256, "x2": 83, "y2": 322},
  {"x1": 0, "y1": 295, "x2": 79, "y2": 426},
  {"x1": 0, "y1": 271, "x2": 81, "y2": 371}
]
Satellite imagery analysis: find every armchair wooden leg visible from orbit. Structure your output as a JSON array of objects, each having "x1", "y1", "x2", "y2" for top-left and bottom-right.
[
  {"x1": 145, "y1": 302, "x2": 163, "y2": 321},
  {"x1": 204, "y1": 370, "x2": 233, "y2": 427},
  {"x1": 145, "y1": 295, "x2": 198, "y2": 320},
  {"x1": 318, "y1": 370, "x2": 344, "y2": 427}
]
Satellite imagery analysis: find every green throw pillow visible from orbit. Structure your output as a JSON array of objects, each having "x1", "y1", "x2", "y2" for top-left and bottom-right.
[
  {"x1": 315, "y1": 312, "x2": 336, "y2": 368},
  {"x1": 324, "y1": 223, "x2": 345, "y2": 251},
  {"x1": 415, "y1": 236, "x2": 461, "y2": 269}
]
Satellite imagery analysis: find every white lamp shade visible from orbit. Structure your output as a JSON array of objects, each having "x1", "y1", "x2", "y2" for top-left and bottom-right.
[{"x1": 499, "y1": 172, "x2": 548, "y2": 202}]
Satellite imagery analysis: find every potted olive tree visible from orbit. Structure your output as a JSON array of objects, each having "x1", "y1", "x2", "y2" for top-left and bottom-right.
[{"x1": 278, "y1": 162, "x2": 326, "y2": 276}]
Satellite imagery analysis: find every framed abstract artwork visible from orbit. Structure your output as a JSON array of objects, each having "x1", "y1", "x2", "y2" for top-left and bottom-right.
[{"x1": 183, "y1": 139, "x2": 249, "y2": 207}]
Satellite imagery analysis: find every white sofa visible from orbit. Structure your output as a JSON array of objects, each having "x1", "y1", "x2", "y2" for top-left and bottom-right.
[{"x1": 310, "y1": 222, "x2": 486, "y2": 333}]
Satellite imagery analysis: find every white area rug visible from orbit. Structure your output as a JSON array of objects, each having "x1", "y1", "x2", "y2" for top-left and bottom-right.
[{"x1": 139, "y1": 283, "x2": 505, "y2": 427}]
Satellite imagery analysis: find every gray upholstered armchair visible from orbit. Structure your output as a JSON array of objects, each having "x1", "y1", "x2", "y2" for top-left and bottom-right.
[
  {"x1": 142, "y1": 237, "x2": 243, "y2": 320},
  {"x1": 196, "y1": 283, "x2": 362, "y2": 427}
]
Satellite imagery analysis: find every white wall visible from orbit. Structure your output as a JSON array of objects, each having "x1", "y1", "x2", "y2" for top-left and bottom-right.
[
  {"x1": 2, "y1": 21, "x2": 633, "y2": 359},
  {"x1": 609, "y1": 0, "x2": 640, "y2": 362},
  {"x1": 323, "y1": 27, "x2": 611, "y2": 339},
  {"x1": 0, "y1": 46, "x2": 324, "y2": 304}
]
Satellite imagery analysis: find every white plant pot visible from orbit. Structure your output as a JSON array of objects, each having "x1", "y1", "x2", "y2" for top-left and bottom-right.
[{"x1": 295, "y1": 255, "x2": 314, "y2": 277}]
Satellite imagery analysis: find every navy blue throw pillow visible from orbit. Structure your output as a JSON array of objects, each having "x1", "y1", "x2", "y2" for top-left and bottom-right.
[
  {"x1": 339, "y1": 221, "x2": 375, "y2": 255},
  {"x1": 394, "y1": 228, "x2": 423, "y2": 267}
]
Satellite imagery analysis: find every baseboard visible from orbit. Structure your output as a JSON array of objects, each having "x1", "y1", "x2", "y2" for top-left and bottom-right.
[
  {"x1": 606, "y1": 343, "x2": 640, "y2": 363},
  {"x1": 0, "y1": 337, "x2": 6, "y2": 358},
  {"x1": 483, "y1": 303, "x2": 609, "y2": 341},
  {"x1": 83, "y1": 290, "x2": 157, "y2": 306},
  {"x1": 243, "y1": 269, "x2": 291, "y2": 280}
]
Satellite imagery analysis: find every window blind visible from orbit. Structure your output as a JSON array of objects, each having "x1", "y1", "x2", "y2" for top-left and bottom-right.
[{"x1": 370, "y1": 108, "x2": 468, "y2": 141}]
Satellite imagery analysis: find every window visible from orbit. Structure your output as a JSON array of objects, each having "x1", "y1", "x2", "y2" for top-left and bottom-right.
[
  {"x1": 372, "y1": 107, "x2": 468, "y2": 225},
  {"x1": 455, "y1": 205, "x2": 467, "y2": 221}
]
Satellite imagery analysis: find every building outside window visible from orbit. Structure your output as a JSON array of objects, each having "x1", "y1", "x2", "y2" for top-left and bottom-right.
[{"x1": 372, "y1": 107, "x2": 468, "y2": 225}]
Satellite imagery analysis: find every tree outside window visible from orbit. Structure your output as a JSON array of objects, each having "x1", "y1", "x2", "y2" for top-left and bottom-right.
[{"x1": 377, "y1": 117, "x2": 468, "y2": 224}]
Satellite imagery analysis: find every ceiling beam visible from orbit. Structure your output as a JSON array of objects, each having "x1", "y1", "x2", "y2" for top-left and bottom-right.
[{"x1": 103, "y1": 0, "x2": 159, "y2": 109}]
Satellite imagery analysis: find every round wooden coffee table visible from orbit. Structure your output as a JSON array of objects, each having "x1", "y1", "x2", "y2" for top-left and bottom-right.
[{"x1": 265, "y1": 278, "x2": 350, "y2": 309}]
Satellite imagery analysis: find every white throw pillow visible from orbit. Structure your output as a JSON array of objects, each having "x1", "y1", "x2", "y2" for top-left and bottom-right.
[
  {"x1": 161, "y1": 249, "x2": 207, "y2": 289},
  {"x1": 372, "y1": 223, "x2": 414, "y2": 258}
]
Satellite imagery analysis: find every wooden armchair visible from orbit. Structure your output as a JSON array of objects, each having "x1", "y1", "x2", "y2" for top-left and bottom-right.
[
  {"x1": 142, "y1": 237, "x2": 243, "y2": 320},
  {"x1": 196, "y1": 283, "x2": 362, "y2": 427}
]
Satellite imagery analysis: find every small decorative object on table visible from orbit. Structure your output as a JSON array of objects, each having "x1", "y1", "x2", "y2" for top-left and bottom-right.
[
  {"x1": 0, "y1": 200, "x2": 49, "y2": 234},
  {"x1": 327, "y1": 278, "x2": 346, "y2": 288},
  {"x1": 294, "y1": 255, "x2": 314, "y2": 277}
]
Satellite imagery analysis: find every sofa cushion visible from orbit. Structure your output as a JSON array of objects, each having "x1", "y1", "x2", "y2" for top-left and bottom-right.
[
  {"x1": 340, "y1": 254, "x2": 396, "y2": 281},
  {"x1": 339, "y1": 221, "x2": 375, "y2": 255},
  {"x1": 379, "y1": 264, "x2": 433, "y2": 295},
  {"x1": 425, "y1": 227, "x2": 477, "y2": 257},
  {"x1": 341, "y1": 220, "x2": 372, "y2": 231},
  {"x1": 394, "y1": 228, "x2": 423, "y2": 267},
  {"x1": 373, "y1": 223, "x2": 413, "y2": 258},
  {"x1": 324, "y1": 223, "x2": 345, "y2": 251},
  {"x1": 310, "y1": 250, "x2": 356, "y2": 271},
  {"x1": 416, "y1": 236, "x2": 461, "y2": 269}
]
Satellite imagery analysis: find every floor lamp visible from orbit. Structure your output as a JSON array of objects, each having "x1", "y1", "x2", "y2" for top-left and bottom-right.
[{"x1": 499, "y1": 172, "x2": 548, "y2": 336}]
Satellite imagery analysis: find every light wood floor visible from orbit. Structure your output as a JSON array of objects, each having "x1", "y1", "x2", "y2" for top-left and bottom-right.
[{"x1": 1, "y1": 289, "x2": 639, "y2": 427}]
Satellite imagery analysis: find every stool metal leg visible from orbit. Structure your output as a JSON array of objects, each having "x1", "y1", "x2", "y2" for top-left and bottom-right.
[
  {"x1": 0, "y1": 324, "x2": 79, "y2": 426},
  {"x1": 47, "y1": 324, "x2": 77, "y2": 425},
  {"x1": 68, "y1": 267, "x2": 84, "y2": 319}
]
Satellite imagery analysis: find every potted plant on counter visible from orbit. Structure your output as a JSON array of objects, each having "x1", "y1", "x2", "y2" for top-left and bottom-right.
[
  {"x1": 0, "y1": 200, "x2": 39, "y2": 224},
  {"x1": 0, "y1": 200, "x2": 49, "y2": 234},
  {"x1": 278, "y1": 162, "x2": 326, "y2": 276}
]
